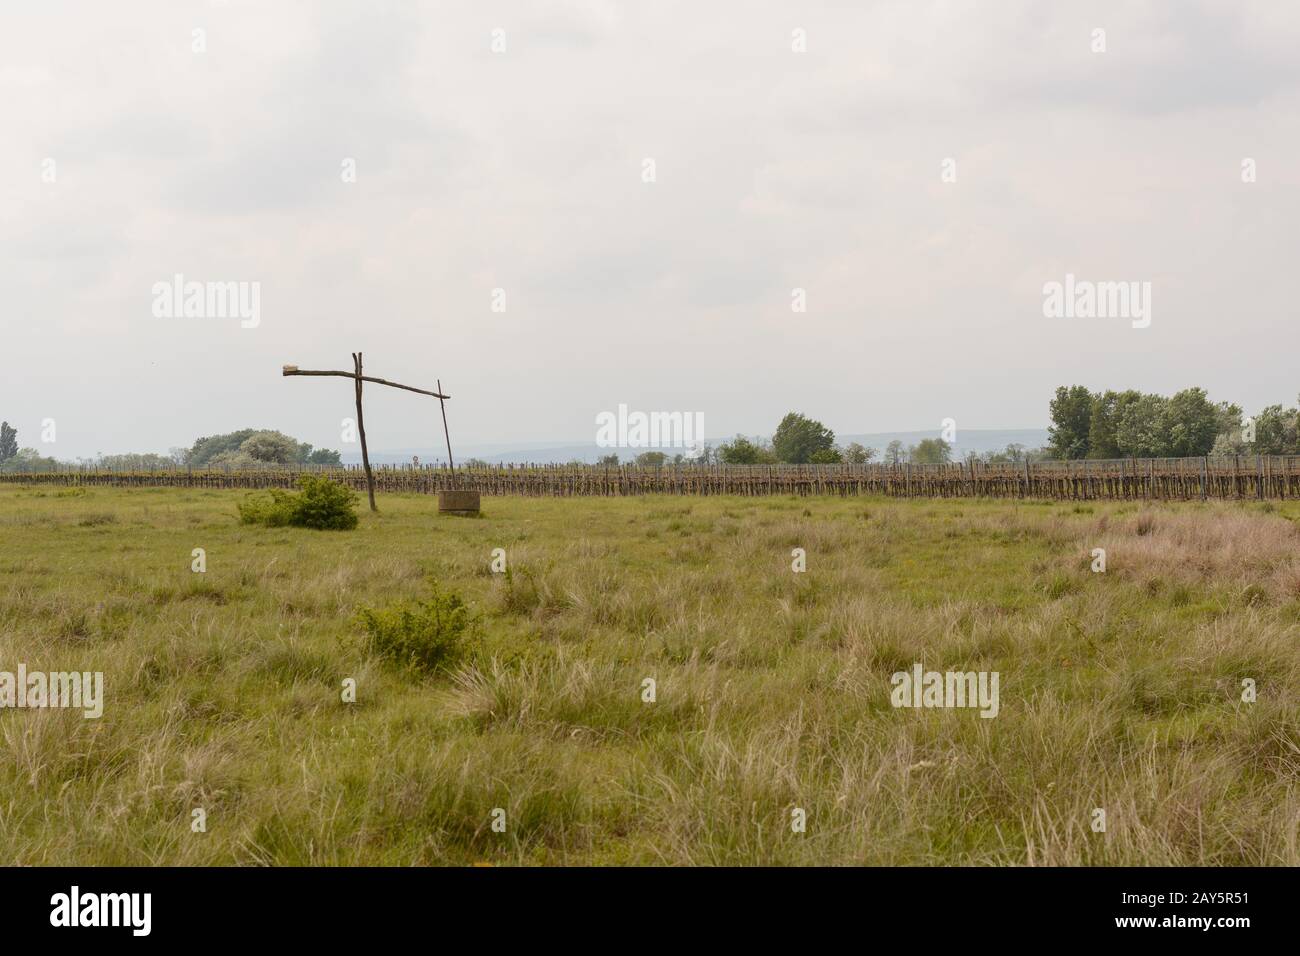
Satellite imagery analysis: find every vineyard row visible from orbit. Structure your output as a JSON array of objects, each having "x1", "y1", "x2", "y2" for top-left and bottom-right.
[{"x1": 4, "y1": 456, "x2": 1300, "y2": 501}]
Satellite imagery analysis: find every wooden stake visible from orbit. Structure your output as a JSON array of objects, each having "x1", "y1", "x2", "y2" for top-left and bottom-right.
[
  {"x1": 437, "y1": 377, "x2": 454, "y2": 488},
  {"x1": 352, "y1": 352, "x2": 377, "y2": 512}
]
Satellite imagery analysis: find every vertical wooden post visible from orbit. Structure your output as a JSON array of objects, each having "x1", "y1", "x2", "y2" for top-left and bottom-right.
[
  {"x1": 437, "y1": 377, "x2": 454, "y2": 489},
  {"x1": 353, "y1": 352, "x2": 377, "y2": 512}
]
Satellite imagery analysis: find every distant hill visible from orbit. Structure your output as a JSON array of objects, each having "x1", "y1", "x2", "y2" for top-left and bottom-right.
[{"x1": 343, "y1": 428, "x2": 1050, "y2": 466}]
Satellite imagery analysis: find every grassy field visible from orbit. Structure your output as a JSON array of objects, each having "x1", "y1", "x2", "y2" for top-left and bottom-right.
[{"x1": 0, "y1": 486, "x2": 1297, "y2": 866}]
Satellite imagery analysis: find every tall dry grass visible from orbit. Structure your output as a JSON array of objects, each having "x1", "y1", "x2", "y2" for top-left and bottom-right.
[{"x1": 0, "y1": 487, "x2": 1295, "y2": 864}]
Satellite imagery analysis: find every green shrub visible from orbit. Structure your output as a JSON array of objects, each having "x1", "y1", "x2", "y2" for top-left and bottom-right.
[
  {"x1": 293, "y1": 475, "x2": 360, "y2": 530},
  {"x1": 238, "y1": 476, "x2": 359, "y2": 530},
  {"x1": 237, "y1": 488, "x2": 297, "y2": 527},
  {"x1": 353, "y1": 585, "x2": 475, "y2": 673}
]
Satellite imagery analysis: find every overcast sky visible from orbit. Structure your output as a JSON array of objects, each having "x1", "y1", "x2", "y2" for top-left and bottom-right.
[{"x1": 3, "y1": 0, "x2": 1298, "y2": 460}]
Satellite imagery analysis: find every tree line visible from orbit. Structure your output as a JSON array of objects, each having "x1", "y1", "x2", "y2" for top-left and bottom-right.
[
  {"x1": 0, "y1": 421, "x2": 58, "y2": 472},
  {"x1": 1047, "y1": 386, "x2": 1300, "y2": 460},
  {"x1": 702, "y1": 413, "x2": 1034, "y2": 467},
  {"x1": 0, "y1": 425, "x2": 342, "y2": 473},
  {"x1": 184, "y1": 429, "x2": 342, "y2": 468},
  {"x1": 4, "y1": 392, "x2": 1295, "y2": 475},
  {"x1": 659, "y1": 387, "x2": 1299, "y2": 470}
]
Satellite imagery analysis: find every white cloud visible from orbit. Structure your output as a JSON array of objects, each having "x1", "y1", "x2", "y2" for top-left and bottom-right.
[{"x1": 1, "y1": 0, "x2": 1298, "y2": 457}]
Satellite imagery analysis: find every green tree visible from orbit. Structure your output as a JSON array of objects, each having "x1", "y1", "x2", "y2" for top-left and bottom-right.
[
  {"x1": 634, "y1": 451, "x2": 667, "y2": 466},
  {"x1": 1253, "y1": 402, "x2": 1300, "y2": 455},
  {"x1": 884, "y1": 440, "x2": 906, "y2": 465},
  {"x1": 771, "y1": 412, "x2": 836, "y2": 464},
  {"x1": 239, "y1": 430, "x2": 302, "y2": 464},
  {"x1": 0, "y1": 447, "x2": 59, "y2": 473},
  {"x1": 189, "y1": 429, "x2": 258, "y2": 466},
  {"x1": 809, "y1": 447, "x2": 843, "y2": 464},
  {"x1": 1086, "y1": 389, "x2": 1140, "y2": 459},
  {"x1": 596, "y1": 453, "x2": 620, "y2": 467},
  {"x1": 841, "y1": 442, "x2": 876, "y2": 464},
  {"x1": 189, "y1": 429, "x2": 327, "y2": 466},
  {"x1": 1162, "y1": 388, "x2": 1220, "y2": 457},
  {"x1": 1114, "y1": 393, "x2": 1170, "y2": 457},
  {"x1": 1211, "y1": 431, "x2": 1247, "y2": 456},
  {"x1": 718, "y1": 436, "x2": 774, "y2": 464},
  {"x1": 305, "y1": 447, "x2": 342, "y2": 465},
  {"x1": 983, "y1": 443, "x2": 1028, "y2": 464},
  {"x1": 1047, "y1": 386, "x2": 1094, "y2": 459},
  {"x1": 1213, "y1": 401, "x2": 1244, "y2": 441},
  {"x1": 909, "y1": 438, "x2": 951, "y2": 464},
  {"x1": 0, "y1": 422, "x2": 16, "y2": 463}
]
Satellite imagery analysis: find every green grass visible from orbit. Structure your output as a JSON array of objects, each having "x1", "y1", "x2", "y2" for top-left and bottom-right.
[{"x1": 0, "y1": 487, "x2": 1297, "y2": 865}]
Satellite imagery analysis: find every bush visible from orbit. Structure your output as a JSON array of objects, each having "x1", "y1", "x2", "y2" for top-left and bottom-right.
[
  {"x1": 237, "y1": 488, "x2": 295, "y2": 527},
  {"x1": 353, "y1": 585, "x2": 474, "y2": 673},
  {"x1": 293, "y1": 475, "x2": 360, "y2": 529},
  {"x1": 718, "y1": 436, "x2": 776, "y2": 464},
  {"x1": 238, "y1": 475, "x2": 359, "y2": 530}
]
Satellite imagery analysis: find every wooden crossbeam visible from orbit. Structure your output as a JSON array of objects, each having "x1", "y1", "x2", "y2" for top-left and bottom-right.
[{"x1": 282, "y1": 366, "x2": 449, "y2": 400}]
